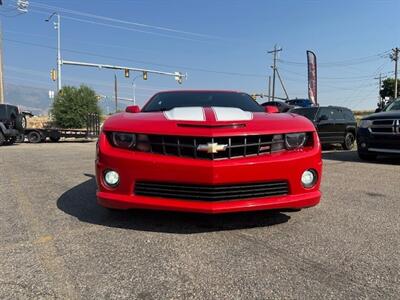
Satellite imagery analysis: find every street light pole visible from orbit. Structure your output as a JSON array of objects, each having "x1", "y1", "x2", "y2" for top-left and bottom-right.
[
  {"x1": 132, "y1": 75, "x2": 141, "y2": 105},
  {"x1": 57, "y1": 13, "x2": 61, "y2": 92},
  {"x1": 46, "y1": 12, "x2": 62, "y2": 92}
]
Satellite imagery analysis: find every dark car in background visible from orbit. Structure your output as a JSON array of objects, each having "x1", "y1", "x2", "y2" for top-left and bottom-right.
[
  {"x1": 357, "y1": 98, "x2": 400, "y2": 160},
  {"x1": 291, "y1": 106, "x2": 357, "y2": 150},
  {"x1": 261, "y1": 100, "x2": 292, "y2": 112},
  {"x1": 286, "y1": 98, "x2": 313, "y2": 108}
]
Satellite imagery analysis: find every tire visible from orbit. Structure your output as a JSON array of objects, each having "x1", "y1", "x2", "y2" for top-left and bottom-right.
[
  {"x1": 27, "y1": 131, "x2": 42, "y2": 143},
  {"x1": 15, "y1": 134, "x2": 25, "y2": 143},
  {"x1": 50, "y1": 136, "x2": 60, "y2": 142},
  {"x1": 342, "y1": 132, "x2": 355, "y2": 150},
  {"x1": 15, "y1": 115, "x2": 27, "y2": 131},
  {"x1": 5, "y1": 136, "x2": 16, "y2": 145},
  {"x1": 0, "y1": 131, "x2": 5, "y2": 146},
  {"x1": 358, "y1": 151, "x2": 377, "y2": 161}
]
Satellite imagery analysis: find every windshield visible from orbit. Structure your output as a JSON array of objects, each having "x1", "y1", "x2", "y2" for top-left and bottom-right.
[
  {"x1": 287, "y1": 99, "x2": 311, "y2": 106},
  {"x1": 142, "y1": 91, "x2": 264, "y2": 112},
  {"x1": 383, "y1": 100, "x2": 400, "y2": 112},
  {"x1": 291, "y1": 108, "x2": 318, "y2": 121}
]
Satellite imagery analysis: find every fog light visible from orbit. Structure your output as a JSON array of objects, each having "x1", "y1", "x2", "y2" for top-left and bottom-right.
[
  {"x1": 301, "y1": 169, "x2": 317, "y2": 188},
  {"x1": 104, "y1": 170, "x2": 119, "y2": 187},
  {"x1": 360, "y1": 142, "x2": 367, "y2": 148}
]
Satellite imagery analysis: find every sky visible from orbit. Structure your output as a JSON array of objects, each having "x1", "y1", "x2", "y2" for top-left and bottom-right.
[{"x1": 2, "y1": 0, "x2": 400, "y2": 111}]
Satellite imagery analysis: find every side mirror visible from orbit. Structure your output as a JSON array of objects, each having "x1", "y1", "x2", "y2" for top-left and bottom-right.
[
  {"x1": 265, "y1": 106, "x2": 279, "y2": 113},
  {"x1": 375, "y1": 108, "x2": 382, "y2": 113},
  {"x1": 318, "y1": 115, "x2": 329, "y2": 121},
  {"x1": 125, "y1": 105, "x2": 140, "y2": 113}
]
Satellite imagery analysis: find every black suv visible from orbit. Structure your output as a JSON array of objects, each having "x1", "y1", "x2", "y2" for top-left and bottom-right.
[
  {"x1": 0, "y1": 104, "x2": 26, "y2": 146},
  {"x1": 291, "y1": 106, "x2": 357, "y2": 150},
  {"x1": 357, "y1": 99, "x2": 400, "y2": 160}
]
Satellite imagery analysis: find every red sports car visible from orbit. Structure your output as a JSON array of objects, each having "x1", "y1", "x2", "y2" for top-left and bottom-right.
[{"x1": 96, "y1": 90, "x2": 322, "y2": 214}]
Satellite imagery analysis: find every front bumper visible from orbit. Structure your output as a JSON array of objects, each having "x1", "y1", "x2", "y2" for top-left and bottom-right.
[
  {"x1": 96, "y1": 133, "x2": 322, "y2": 214},
  {"x1": 357, "y1": 128, "x2": 400, "y2": 155}
]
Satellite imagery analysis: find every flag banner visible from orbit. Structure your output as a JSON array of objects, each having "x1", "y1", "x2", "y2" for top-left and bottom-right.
[{"x1": 307, "y1": 50, "x2": 317, "y2": 105}]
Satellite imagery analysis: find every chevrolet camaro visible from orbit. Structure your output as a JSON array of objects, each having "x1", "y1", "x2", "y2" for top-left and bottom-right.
[{"x1": 96, "y1": 90, "x2": 322, "y2": 214}]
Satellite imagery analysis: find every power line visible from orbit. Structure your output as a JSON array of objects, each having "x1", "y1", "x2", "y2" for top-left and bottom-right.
[
  {"x1": 30, "y1": 1, "x2": 225, "y2": 41},
  {"x1": 277, "y1": 51, "x2": 390, "y2": 67},
  {"x1": 4, "y1": 38, "x2": 267, "y2": 78},
  {"x1": 279, "y1": 66, "x2": 393, "y2": 81}
]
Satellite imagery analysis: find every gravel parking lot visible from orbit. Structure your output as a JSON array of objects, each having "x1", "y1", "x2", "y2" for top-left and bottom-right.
[{"x1": 0, "y1": 142, "x2": 399, "y2": 299}]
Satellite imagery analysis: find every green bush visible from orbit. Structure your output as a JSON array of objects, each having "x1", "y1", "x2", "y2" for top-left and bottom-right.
[{"x1": 51, "y1": 85, "x2": 102, "y2": 128}]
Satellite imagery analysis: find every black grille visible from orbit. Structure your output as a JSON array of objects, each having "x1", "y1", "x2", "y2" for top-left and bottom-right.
[
  {"x1": 145, "y1": 135, "x2": 282, "y2": 160},
  {"x1": 135, "y1": 181, "x2": 289, "y2": 201},
  {"x1": 370, "y1": 119, "x2": 399, "y2": 135}
]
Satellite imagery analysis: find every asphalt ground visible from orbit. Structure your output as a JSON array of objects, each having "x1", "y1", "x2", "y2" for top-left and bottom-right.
[{"x1": 0, "y1": 142, "x2": 399, "y2": 299}]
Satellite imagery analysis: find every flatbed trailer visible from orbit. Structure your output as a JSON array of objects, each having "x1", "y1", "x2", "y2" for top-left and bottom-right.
[{"x1": 20, "y1": 113, "x2": 100, "y2": 143}]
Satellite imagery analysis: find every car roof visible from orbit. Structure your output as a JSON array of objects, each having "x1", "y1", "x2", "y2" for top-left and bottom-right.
[
  {"x1": 0, "y1": 104, "x2": 18, "y2": 109},
  {"x1": 153, "y1": 90, "x2": 243, "y2": 94},
  {"x1": 293, "y1": 106, "x2": 350, "y2": 110}
]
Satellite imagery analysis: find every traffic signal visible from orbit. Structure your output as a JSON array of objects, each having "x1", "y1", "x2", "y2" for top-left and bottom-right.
[
  {"x1": 174, "y1": 72, "x2": 183, "y2": 84},
  {"x1": 143, "y1": 71, "x2": 148, "y2": 80},
  {"x1": 50, "y1": 69, "x2": 57, "y2": 81},
  {"x1": 124, "y1": 69, "x2": 130, "y2": 78}
]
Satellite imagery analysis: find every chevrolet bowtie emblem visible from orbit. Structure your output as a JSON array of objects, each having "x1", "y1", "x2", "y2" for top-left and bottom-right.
[{"x1": 197, "y1": 142, "x2": 228, "y2": 154}]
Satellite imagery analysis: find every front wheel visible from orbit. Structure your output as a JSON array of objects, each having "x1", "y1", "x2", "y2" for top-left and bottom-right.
[
  {"x1": 5, "y1": 136, "x2": 16, "y2": 145},
  {"x1": 342, "y1": 132, "x2": 355, "y2": 150}
]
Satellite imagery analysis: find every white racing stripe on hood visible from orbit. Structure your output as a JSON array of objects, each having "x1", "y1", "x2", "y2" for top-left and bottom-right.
[
  {"x1": 212, "y1": 106, "x2": 253, "y2": 121},
  {"x1": 163, "y1": 106, "x2": 205, "y2": 121}
]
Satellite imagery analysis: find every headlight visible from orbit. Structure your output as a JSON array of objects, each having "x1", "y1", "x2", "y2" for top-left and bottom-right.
[
  {"x1": 285, "y1": 133, "x2": 306, "y2": 149},
  {"x1": 111, "y1": 132, "x2": 136, "y2": 149},
  {"x1": 359, "y1": 120, "x2": 373, "y2": 128}
]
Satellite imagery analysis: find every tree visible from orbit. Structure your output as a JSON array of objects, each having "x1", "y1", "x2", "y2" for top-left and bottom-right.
[
  {"x1": 380, "y1": 78, "x2": 400, "y2": 99},
  {"x1": 51, "y1": 85, "x2": 102, "y2": 128}
]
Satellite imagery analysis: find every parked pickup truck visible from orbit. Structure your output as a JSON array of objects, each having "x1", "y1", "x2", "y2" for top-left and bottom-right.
[{"x1": 357, "y1": 98, "x2": 400, "y2": 160}]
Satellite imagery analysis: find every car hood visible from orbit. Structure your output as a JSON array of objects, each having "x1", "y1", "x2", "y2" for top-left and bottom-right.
[
  {"x1": 362, "y1": 111, "x2": 400, "y2": 120},
  {"x1": 103, "y1": 107, "x2": 315, "y2": 136}
]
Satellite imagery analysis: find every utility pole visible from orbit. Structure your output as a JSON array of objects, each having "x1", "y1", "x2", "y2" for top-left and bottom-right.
[
  {"x1": 374, "y1": 73, "x2": 387, "y2": 109},
  {"x1": 268, "y1": 45, "x2": 282, "y2": 101},
  {"x1": 0, "y1": 23, "x2": 4, "y2": 104},
  {"x1": 114, "y1": 74, "x2": 118, "y2": 113},
  {"x1": 275, "y1": 68, "x2": 289, "y2": 100},
  {"x1": 46, "y1": 12, "x2": 62, "y2": 92},
  {"x1": 267, "y1": 76, "x2": 271, "y2": 101},
  {"x1": 391, "y1": 47, "x2": 399, "y2": 99}
]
